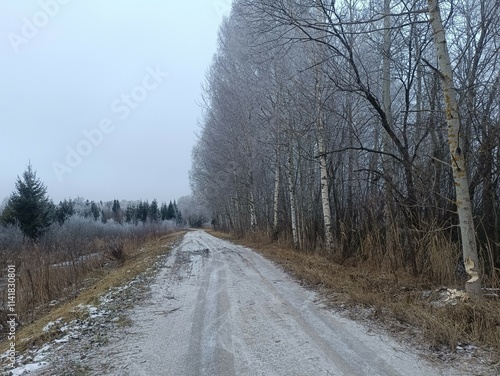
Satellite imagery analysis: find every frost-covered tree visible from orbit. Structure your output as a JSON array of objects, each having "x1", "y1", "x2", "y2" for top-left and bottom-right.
[{"x1": 178, "y1": 195, "x2": 210, "y2": 228}]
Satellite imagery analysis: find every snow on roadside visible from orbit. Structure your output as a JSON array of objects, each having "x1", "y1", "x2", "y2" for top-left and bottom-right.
[
  {"x1": 8, "y1": 362, "x2": 49, "y2": 376},
  {"x1": 1, "y1": 253, "x2": 170, "y2": 376},
  {"x1": 50, "y1": 253, "x2": 103, "y2": 269}
]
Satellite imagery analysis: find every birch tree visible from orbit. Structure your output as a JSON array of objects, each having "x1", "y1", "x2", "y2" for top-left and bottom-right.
[{"x1": 428, "y1": 0, "x2": 481, "y2": 296}]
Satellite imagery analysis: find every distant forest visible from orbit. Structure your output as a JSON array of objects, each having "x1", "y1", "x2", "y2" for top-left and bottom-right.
[{"x1": 0, "y1": 164, "x2": 183, "y2": 243}]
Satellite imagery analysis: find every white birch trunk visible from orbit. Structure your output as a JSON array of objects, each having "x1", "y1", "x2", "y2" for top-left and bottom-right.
[
  {"x1": 248, "y1": 172, "x2": 257, "y2": 234},
  {"x1": 312, "y1": 16, "x2": 335, "y2": 251},
  {"x1": 287, "y1": 144, "x2": 299, "y2": 248},
  {"x1": 249, "y1": 190, "x2": 257, "y2": 234},
  {"x1": 428, "y1": 0, "x2": 481, "y2": 296},
  {"x1": 317, "y1": 112, "x2": 334, "y2": 251},
  {"x1": 272, "y1": 159, "x2": 280, "y2": 239}
]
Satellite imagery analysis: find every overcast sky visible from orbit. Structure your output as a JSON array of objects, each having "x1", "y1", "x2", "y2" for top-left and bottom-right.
[{"x1": 0, "y1": 0, "x2": 231, "y2": 204}]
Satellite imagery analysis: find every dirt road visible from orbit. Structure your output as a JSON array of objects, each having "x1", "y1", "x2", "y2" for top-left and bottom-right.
[{"x1": 91, "y1": 231, "x2": 462, "y2": 375}]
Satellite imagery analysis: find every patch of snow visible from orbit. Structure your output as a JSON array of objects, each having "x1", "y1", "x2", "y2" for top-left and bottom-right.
[
  {"x1": 42, "y1": 319, "x2": 62, "y2": 333},
  {"x1": 36, "y1": 344, "x2": 51, "y2": 355},
  {"x1": 9, "y1": 362, "x2": 49, "y2": 376},
  {"x1": 54, "y1": 335, "x2": 70, "y2": 344},
  {"x1": 51, "y1": 253, "x2": 102, "y2": 268}
]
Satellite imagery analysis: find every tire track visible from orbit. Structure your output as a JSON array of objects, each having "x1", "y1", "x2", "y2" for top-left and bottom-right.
[{"x1": 185, "y1": 236, "x2": 235, "y2": 376}]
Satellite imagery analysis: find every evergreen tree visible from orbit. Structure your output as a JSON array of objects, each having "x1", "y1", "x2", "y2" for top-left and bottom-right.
[
  {"x1": 90, "y1": 201, "x2": 100, "y2": 221},
  {"x1": 83, "y1": 199, "x2": 92, "y2": 218},
  {"x1": 112, "y1": 199, "x2": 120, "y2": 213},
  {"x1": 55, "y1": 199, "x2": 75, "y2": 225},
  {"x1": 173, "y1": 200, "x2": 183, "y2": 225},
  {"x1": 112, "y1": 199, "x2": 123, "y2": 224},
  {"x1": 176, "y1": 209, "x2": 184, "y2": 225},
  {"x1": 167, "y1": 201, "x2": 176, "y2": 220},
  {"x1": 149, "y1": 199, "x2": 159, "y2": 222},
  {"x1": 9, "y1": 163, "x2": 54, "y2": 241},
  {"x1": 0, "y1": 201, "x2": 16, "y2": 226},
  {"x1": 160, "y1": 202, "x2": 169, "y2": 221},
  {"x1": 137, "y1": 200, "x2": 149, "y2": 223},
  {"x1": 125, "y1": 205, "x2": 137, "y2": 224}
]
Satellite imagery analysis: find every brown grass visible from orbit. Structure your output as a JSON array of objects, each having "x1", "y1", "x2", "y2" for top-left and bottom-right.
[
  {"x1": 208, "y1": 230, "x2": 500, "y2": 360},
  {"x1": 0, "y1": 231, "x2": 185, "y2": 355},
  {"x1": 0, "y1": 231, "x2": 174, "y2": 327}
]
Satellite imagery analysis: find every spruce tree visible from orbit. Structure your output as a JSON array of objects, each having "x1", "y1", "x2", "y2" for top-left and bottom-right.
[
  {"x1": 149, "y1": 199, "x2": 159, "y2": 222},
  {"x1": 112, "y1": 199, "x2": 120, "y2": 213},
  {"x1": 137, "y1": 201, "x2": 149, "y2": 223},
  {"x1": 9, "y1": 163, "x2": 54, "y2": 241},
  {"x1": 176, "y1": 209, "x2": 183, "y2": 225},
  {"x1": 0, "y1": 201, "x2": 16, "y2": 226},
  {"x1": 167, "y1": 201, "x2": 175, "y2": 220},
  {"x1": 173, "y1": 200, "x2": 183, "y2": 225},
  {"x1": 160, "y1": 202, "x2": 168, "y2": 221},
  {"x1": 55, "y1": 199, "x2": 75, "y2": 225},
  {"x1": 112, "y1": 199, "x2": 123, "y2": 224},
  {"x1": 90, "y1": 201, "x2": 100, "y2": 221},
  {"x1": 125, "y1": 205, "x2": 137, "y2": 224}
]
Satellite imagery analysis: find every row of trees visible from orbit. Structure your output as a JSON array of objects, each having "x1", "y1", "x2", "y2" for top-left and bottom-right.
[
  {"x1": 123, "y1": 200, "x2": 182, "y2": 225},
  {"x1": 0, "y1": 164, "x2": 184, "y2": 242},
  {"x1": 191, "y1": 0, "x2": 500, "y2": 293}
]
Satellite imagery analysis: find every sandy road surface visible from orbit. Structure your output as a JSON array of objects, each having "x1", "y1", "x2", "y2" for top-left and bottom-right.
[{"x1": 91, "y1": 230, "x2": 464, "y2": 376}]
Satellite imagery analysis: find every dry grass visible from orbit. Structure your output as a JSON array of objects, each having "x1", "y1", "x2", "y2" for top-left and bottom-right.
[
  {"x1": 0, "y1": 231, "x2": 172, "y2": 326},
  {"x1": 209, "y1": 230, "x2": 500, "y2": 360},
  {"x1": 0, "y1": 231, "x2": 185, "y2": 355}
]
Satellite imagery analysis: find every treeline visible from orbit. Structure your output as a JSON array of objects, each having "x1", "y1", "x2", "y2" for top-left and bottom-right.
[
  {"x1": 0, "y1": 164, "x2": 184, "y2": 244},
  {"x1": 42, "y1": 198, "x2": 183, "y2": 226},
  {"x1": 190, "y1": 1, "x2": 500, "y2": 287}
]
